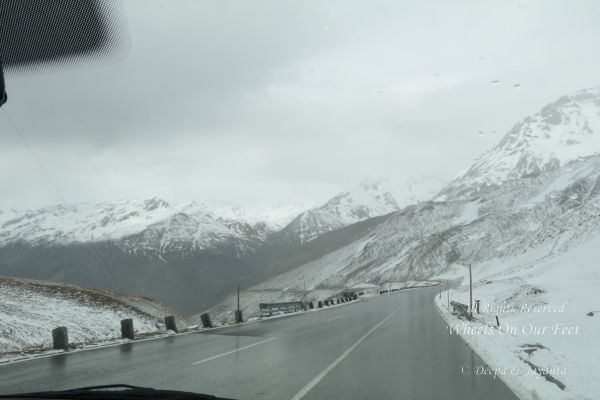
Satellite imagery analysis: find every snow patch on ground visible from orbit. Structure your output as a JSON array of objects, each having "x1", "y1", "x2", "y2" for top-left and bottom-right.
[{"x1": 434, "y1": 237, "x2": 600, "y2": 400}]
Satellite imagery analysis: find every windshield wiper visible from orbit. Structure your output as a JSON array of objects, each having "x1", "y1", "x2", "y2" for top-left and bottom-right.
[{"x1": 0, "y1": 384, "x2": 236, "y2": 400}]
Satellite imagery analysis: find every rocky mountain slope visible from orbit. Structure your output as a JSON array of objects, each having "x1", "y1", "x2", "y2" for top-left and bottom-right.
[{"x1": 236, "y1": 154, "x2": 600, "y2": 297}]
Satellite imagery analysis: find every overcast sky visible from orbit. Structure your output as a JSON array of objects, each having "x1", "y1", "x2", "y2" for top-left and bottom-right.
[{"x1": 2, "y1": 0, "x2": 600, "y2": 211}]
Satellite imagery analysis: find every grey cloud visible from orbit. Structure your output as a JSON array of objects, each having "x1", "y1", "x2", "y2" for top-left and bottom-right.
[{"x1": 2, "y1": 0, "x2": 600, "y2": 209}]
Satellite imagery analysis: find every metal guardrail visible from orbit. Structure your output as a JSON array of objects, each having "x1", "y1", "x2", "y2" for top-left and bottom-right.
[
  {"x1": 379, "y1": 287, "x2": 416, "y2": 295},
  {"x1": 450, "y1": 301, "x2": 469, "y2": 318},
  {"x1": 258, "y1": 293, "x2": 359, "y2": 318},
  {"x1": 259, "y1": 301, "x2": 305, "y2": 317}
]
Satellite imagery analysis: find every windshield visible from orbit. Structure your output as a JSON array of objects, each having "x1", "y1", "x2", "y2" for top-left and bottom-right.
[{"x1": 1, "y1": 1, "x2": 598, "y2": 399}]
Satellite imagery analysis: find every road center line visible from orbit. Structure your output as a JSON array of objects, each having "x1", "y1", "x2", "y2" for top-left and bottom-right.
[
  {"x1": 325, "y1": 314, "x2": 347, "y2": 323},
  {"x1": 192, "y1": 337, "x2": 276, "y2": 365},
  {"x1": 289, "y1": 307, "x2": 401, "y2": 400}
]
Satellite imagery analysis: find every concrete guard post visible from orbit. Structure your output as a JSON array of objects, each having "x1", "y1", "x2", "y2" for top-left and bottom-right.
[
  {"x1": 52, "y1": 326, "x2": 69, "y2": 351},
  {"x1": 235, "y1": 310, "x2": 243, "y2": 324},
  {"x1": 200, "y1": 313, "x2": 213, "y2": 328},
  {"x1": 121, "y1": 318, "x2": 134, "y2": 339},
  {"x1": 164, "y1": 315, "x2": 178, "y2": 333}
]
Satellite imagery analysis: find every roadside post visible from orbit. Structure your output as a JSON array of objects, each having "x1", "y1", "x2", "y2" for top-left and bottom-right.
[
  {"x1": 52, "y1": 327, "x2": 69, "y2": 350},
  {"x1": 235, "y1": 284, "x2": 243, "y2": 324},
  {"x1": 200, "y1": 313, "x2": 213, "y2": 328},
  {"x1": 164, "y1": 315, "x2": 178, "y2": 332},
  {"x1": 469, "y1": 264, "x2": 473, "y2": 320},
  {"x1": 303, "y1": 275, "x2": 308, "y2": 310},
  {"x1": 120, "y1": 318, "x2": 134, "y2": 339}
]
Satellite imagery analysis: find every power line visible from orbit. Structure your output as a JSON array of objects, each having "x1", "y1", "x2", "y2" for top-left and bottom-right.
[
  {"x1": 2, "y1": 108, "x2": 123, "y2": 292},
  {"x1": 3, "y1": 109, "x2": 68, "y2": 206}
]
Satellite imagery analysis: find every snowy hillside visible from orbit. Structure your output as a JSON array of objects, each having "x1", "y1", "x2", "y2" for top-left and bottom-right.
[
  {"x1": 282, "y1": 180, "x2": 400, "y2": 243},
  {"x1": 437, "y1": 86, "x2": 600, "y2": 200},
  {"x1": 0, "y1": 277, "x2": 189, "y2": 354},
  {"x1": 435, "y1": 233, "x2": 600, "y2": 400}
]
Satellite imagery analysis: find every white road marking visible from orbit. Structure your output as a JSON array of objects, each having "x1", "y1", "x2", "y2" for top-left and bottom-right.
[
  {"x1": 289, "y1": 307, "x2": 401, "y2": 400},
  {"x1": 325, "y1": 314, "x2": 347, "y2": 323},
  {"x1": 192, "y1": 337, "x2": 276, "y2": 365}
]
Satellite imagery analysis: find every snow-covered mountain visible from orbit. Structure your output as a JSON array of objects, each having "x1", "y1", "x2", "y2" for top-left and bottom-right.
[
  {"x1": 0, "y1": 184, "x2": 400, "y2": 314},
  {"x1": 119, "y1": 203, "x2": 271, "y2": 258},
  {"x1": 0, "y1": 197, "x2": 174, "y2": 245},
  {"x1": 0, "y1": 176, "x2": 436, "y2": 255},
  {"x1": 0, "y1": 198, "x2": 273, "y2": 315},
  {"x1": 0, "y1": 198, "x2": 269, "y2": 257},
  {"x1": 281, "y1": 179, "x2": 400, "y2": 243},
  {"x1": 437, "y1": 86, "x2": 600, "y2": 200}
]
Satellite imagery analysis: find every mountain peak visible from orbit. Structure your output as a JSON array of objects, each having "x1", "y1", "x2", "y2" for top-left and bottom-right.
[
  {"x1": 284, "y1": 179, "x2": 399, "y2": 243},
  {"x1": 437, "y1": 86, "x2": 600, "y2": 200},
  {"x1": 213, "y1": 202, "x2": 312, "y2": 231},
  {"x1": 322, "y1": 179, "x2": 399, "y2": 219},
  {"x1": 143, "y1": 197, "x2": 170, "y2": 211}
]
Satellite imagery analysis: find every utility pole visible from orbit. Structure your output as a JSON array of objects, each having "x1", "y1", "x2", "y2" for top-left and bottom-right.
[
  {"x1": 234, "y1": 283, "x2": 243, "y2": 324},
  {"x1": 469, "y1": 264, "x2": 473, "y2": 320},
  {"x1": 303, "y1": 275, "x2": 307, "y2": 310}
]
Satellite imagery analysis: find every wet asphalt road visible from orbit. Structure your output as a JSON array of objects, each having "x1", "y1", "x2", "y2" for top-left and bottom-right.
[{"x1": 0, "y1": 286, "x2": 518, "y2": 400}]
